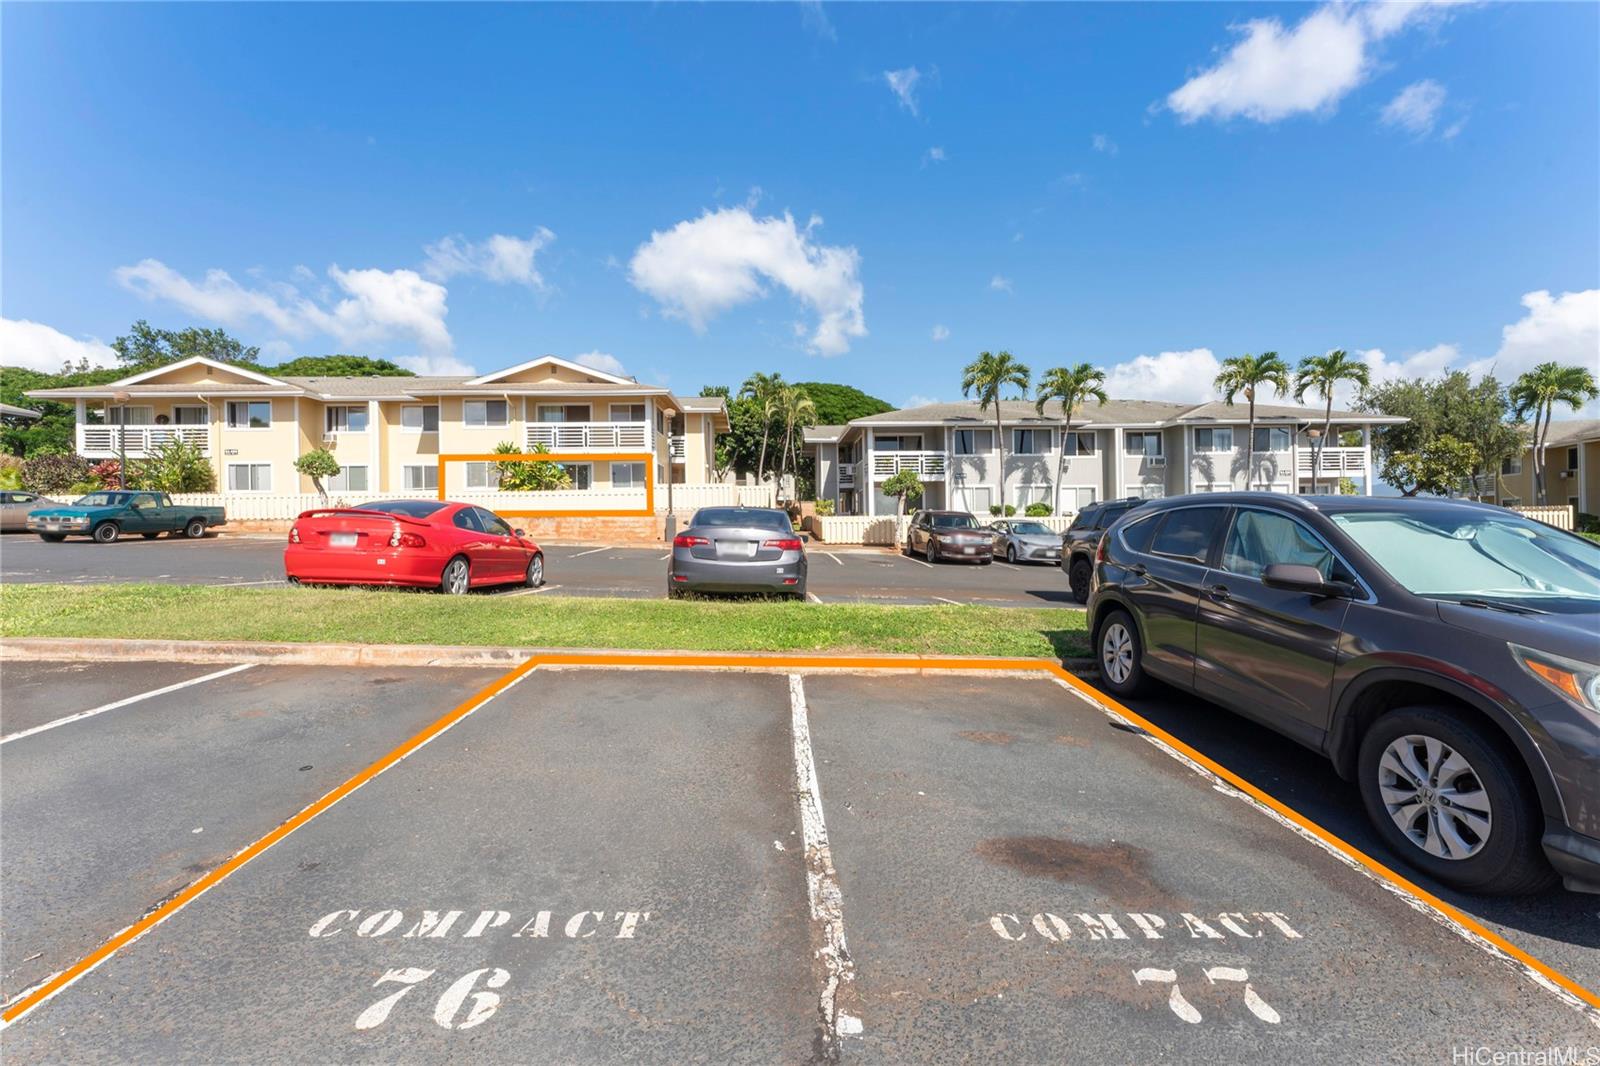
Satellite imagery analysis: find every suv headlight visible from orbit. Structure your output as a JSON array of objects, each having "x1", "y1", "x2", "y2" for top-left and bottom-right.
[{"x1": 1511, "y1": 643, "x2": 1600, "y2": 720}]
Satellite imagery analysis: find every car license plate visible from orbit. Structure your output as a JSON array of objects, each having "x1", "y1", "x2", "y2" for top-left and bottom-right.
[
  {"x1": 45, "y1": 523, "x2": 61, "y2": 531},
  {"x1": 330, "y1": 532, "x2": 358, "y2": 547},
  {"x1": 963, "y1": 546, "x2": 975, "y2": 555}
]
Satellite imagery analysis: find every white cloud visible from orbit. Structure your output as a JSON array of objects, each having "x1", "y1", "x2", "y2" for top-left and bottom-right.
[
  {"x1": 114, "y1": 258, "x2": 457, "y2": 365},
  {"x1": 922, "y1": 146, "x2": 946, "y2": 166},
  {"x1": 1091, "y1": 133, "x2": 1118, "y2": 155},
  {"x1": 798, "y1": 0, "x2": 836, "y2": 41},
  {"x1": 628, "y1": 206, "x2": 866, "y2": 357},
  {"x1": 0, "y1": 318, "x2": 117, "y2": 373},
  {"x1": 422, "y1": 229, "x2": 554, "y2": 289},
  {"x1": 573, "y1": 350, "x2": 629, "y2": 378},
  {"x1": 930, "y1": 324, "x2": 950, "y2": 342},
  {"x1": 884, "y1": 67, "x2": 923, "y2": 116},
  {"x1": 988, "y1": 275, "x2": 1013, "y2": 294},
  {"x1": 1380, "y1": 79, "x2": 1447, "y2": 136},
  {"x1": 1469, "y1": 289, "x2": 1600, "y2": 384},
  {"x1": 1166, "y1": 2, "x2": 1461, "y2": 125},
  {"x1": 1103, "y1": 348, "x2": 1222, "y2": 403}
]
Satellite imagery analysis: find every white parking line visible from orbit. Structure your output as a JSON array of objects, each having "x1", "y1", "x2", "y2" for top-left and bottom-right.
[
  {"x1": 820, "y1": 552, "x2": 844, "y2": 566},
  {"x1": 931, "y1": 595, "x2": 964, "y2": 606},
  {"x1": 903, "y1": 554, "x2": 934, "y2": 569},
  {"x1": 568, "y1": 546, "x2": 612, "y2": 558},
  {"x1": 499, "y1": 584, "x2": 562, "y2": 597},
  {"x1": 208, "y1": 579, "x2": 285, "y2": 587},
  {"x1": 807, "y1": 591, "x2": 823, "y2": 604},
  {"x1": 787, "y1": 674, "x2": 862, "y2": 1049},
  {"x1": 658, "y1": 552, "x2": 671, "y2": 561},
  {"x1": 0, "y1": 664, "x2": 256, "y2": 745}
]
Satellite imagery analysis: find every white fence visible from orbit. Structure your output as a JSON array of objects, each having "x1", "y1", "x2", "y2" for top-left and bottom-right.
[
  {"x1": 812, "y1": 513, "x2": 1073, "y2": 545},
  {"x1": 169, "y1": 481, "x2": 774, "y2": 522},
  {"x1": 868, "y1": 451, "x2": 947, "y2": 479},
  {"x1": 1296, "y1": 447, "x2": 1368, "y2": 475},
  {"x1": 79, "y1": 425, "x2": 209, "y2": 458},
  {"x1": 526, "y1": 421, "x2": 649, "y2": 451},
  {"x1": 1512, "y1": 504, "x2": 1575, "y2": 530}
]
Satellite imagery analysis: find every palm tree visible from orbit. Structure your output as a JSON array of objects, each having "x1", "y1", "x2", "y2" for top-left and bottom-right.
[
  {"x1": 1035, "y1": 363, "x2": 1107, "y2": 515},
  {"x1": 1509, "y1": 362, "x2": 1599, "y2": 504},
  {"x1": 1213, "y1": 351, "x2": 1291, "y2": 490},
  {"x1": 739, "y1": 372, "x2": 785, "y2": 484},
  {"x1": 775, "y1": 385, "x2": 818, "y2": 495},
  {"x1": 1293, "y1": 349, "x2": 1370, "y2": 493},
  {"x1": 962, "y1": 350, "x2": 1031, "y2": 513}
]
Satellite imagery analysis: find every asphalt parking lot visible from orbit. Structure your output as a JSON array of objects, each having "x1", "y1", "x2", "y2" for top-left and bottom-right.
[
  {"x1": 2, "y1": 657, "x2": 1594, "y2": 1062},
  {"x1": 0, "y1": 533, "x2": 1079, "y2": 608}
]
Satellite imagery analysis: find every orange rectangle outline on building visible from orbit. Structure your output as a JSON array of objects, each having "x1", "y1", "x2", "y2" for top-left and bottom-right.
[{"x1": 435, "y1": 451, "x2": 655, "y2": 518}]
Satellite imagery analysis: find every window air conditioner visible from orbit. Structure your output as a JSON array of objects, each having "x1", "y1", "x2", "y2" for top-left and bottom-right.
[
  {"x1": 1146, "y1": 456, "x2": 1167, "y2": 467},
  {"x1": 322, "y1": 431, "x2": 338, "y2": 443}
]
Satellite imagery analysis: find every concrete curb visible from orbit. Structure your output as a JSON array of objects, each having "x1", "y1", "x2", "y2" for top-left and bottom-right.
[{"x1": 0, "y1": 637, "x2": 1097, "y2": 676}]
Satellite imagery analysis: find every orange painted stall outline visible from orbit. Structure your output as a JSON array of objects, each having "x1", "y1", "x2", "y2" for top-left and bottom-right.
[
  {"x1": 3, "y1": 651, "x2": 1595, "y2": 1030},
  {"x1": 435, "y1": 451, "x2": 654, "y2": 518}
]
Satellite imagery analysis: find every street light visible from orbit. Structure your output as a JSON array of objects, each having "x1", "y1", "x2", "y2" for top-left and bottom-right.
[
  {"x1": 112, "y1": 389, "x2": 131, "y2": 490},
  {"x1": 1306, "y1": 427, "x2": 1324, "y2": 494}
]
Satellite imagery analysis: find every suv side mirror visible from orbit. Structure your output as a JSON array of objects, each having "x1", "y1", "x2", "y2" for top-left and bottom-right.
[{"x1": 1263, "y1": 563, "x2": 1345, "y2": 597}]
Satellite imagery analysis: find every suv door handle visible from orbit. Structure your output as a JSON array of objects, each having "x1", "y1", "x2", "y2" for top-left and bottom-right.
[{"x1": 1206, "y1": 584, "x2": 1231, "y2": 602}]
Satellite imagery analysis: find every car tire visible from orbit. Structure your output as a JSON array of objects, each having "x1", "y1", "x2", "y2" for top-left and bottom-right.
[
  {"x1": 439, "y1": 556, "x2": 471, "y2": 595},
  {"x1": 92, "y1": 522, "x2": 119, "y2": 544},
  {"x1": 39, "y1": 533, "x2": 66, "y2": 543},
  {"x1": 1069, "y1": 558, "x2": 1092, "y2": 604},
  {"x1": 1357, "y1": 706, "x2": 1556, "y2": 896},
  {"x1": 1096, "y1": 608, "x2": 1148, "y2": 697},
  {"x1": 1005, "y1": 544, "x2": 1017, "y2": 563},
  {"x1": 184, "y1": 518, "x2": 206, "y2": 539},
  {"x1": 524, "y1": 552, "x2": 545, "y2": 588},
  {"x1": 925, "y1": 538, "x2": 937, "y2": 564}
]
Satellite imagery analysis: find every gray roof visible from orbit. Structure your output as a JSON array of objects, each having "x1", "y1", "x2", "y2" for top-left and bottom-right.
[
  {"x1": 803, "y1": 425, "x2": 847, "y2": 444},
  {"x1": 278, "y1": 375, "x2": 468, "y2": 397},
  {"x1": 1538, "y1": 419, "x2": 1600, "y2": 447},
  {"x1": 1176, "y1": 400, "x2": 1406, "y2": 424},
  {"x1": 678, "y1": 396, "x2": 729, "y2": 413},
  {"x1": 0, "y1": 401, "x2": 41, "y2": 419},
  {"x1": 845, "y1": 397, "x2": 1401, "y2": 430}
]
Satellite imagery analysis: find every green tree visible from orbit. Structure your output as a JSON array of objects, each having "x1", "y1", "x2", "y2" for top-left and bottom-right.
[
  {"x1": 294, "y1": 448, "x2": 342, "y2": 505},
  {"x1": 0, "y1": 364, "x2": 130, "y2": 456},
  {"x1": 1509, "y1": 362, "x2": 1599, "y2": 504},
  {"x1": 1381, "y1": 434, "x2": 1478, "y2": 497},
  {"x1": 882, "y1": 468, "x2": 924, "y2": 545},
  {"x1": 1035, "y1": 362, "x2": 1107, "y2": 516},
  {"x1": 1293, "y1": 350, "x2": 1370, "y2": 493},
  {"x1": 111, "y1": 320, "x2": 260, "y2": 367},
  {"x1": 774, "y1": 385, "x2": 818, "y2": 493},
  {"x1": 961, "y1": 350, "x2": 1031, "y2": 511},
  {"x1": 1214, "y1": 351, "x2": 1291, "y2": 489},
  {"x1": 493, "y1": 441, "x2": 572, "y2": 491},
  {"x1": 739, "y1": 372, "x2": 786, "y2": 485},
  {"x1": 141, "y1": 437, "x2": 216, "y2": 493},
  {"x1": 789, "y1": 382, "x2": 893, "y2": 426},
  {"x1": 269, "y1": 355, "x2": 415, "y2": 377},
  {"x1": 698, "y1": 384, "x2": 731, "y2": 399}
]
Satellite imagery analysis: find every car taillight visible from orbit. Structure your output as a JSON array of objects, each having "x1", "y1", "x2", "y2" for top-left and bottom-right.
[
  {"x1": 762, "y1": 537, "x2": 803, "y2": 551},
  {"x1": 289, "y1": 526, "x2": 300, "y2": 543},
  {"x1": 1095, "y1": 532, "x2": 1108, "y2": 563},
  {"x1": 397, "y1": 532, "x2": 426, "y2": 548},
  {"x1": 674, "y1": 534, "x2": 709, "y2": 548}
]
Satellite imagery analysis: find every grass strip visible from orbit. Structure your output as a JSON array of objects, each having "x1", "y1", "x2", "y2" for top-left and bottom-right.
[{"x1": 0, "y1": 584, "x2": 1090, "y2": 660}]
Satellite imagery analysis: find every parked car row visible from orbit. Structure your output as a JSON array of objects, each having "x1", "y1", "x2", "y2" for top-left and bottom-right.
[{"x1": 23, "y1": 491, "x2": 225, "y2": 541}]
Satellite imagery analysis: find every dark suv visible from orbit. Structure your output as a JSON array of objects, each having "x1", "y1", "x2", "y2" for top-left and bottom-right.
[
  {"x1": 1088, "y1": 493, "x2": 1600, "y2": 896},
  {"x1": 1061, "y1": 497, "x2": 1145, "y2": 602},
  {"x1": 905, "y1": 510, "x2": 993, "y2": 563}
]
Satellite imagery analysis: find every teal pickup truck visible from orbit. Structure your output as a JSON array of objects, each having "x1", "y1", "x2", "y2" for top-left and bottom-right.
[{"x1": 27, "y1": 491, "x2": 228, "y2": 543}]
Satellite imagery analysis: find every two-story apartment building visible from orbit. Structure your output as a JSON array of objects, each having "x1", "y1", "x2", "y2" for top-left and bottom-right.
[
  {"x1": 1483, "y1": 419, "x2": 1599, "y2": 514},
  {"x1": 806, "y1": 398, "x2": 1406, "y2": 516},
  {"x1": 27, "y1": 354, "x2": 730, "y2": 501}
]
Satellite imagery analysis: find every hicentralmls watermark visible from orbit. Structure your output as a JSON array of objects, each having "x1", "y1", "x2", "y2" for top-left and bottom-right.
[{"x1": 1451, "y1": 1047, "x2": 1600, "y2": 1066}]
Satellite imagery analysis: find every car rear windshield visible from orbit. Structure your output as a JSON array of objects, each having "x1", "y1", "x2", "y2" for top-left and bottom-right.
[
  {"x1": 931, "y1": 513, "x2": 980, "y2": 530},
  {"x1": 1332, "y1": 510, "x2": 1600, "y2": 611},
  {"x1": 693, "y1": 508, "x2": 792, "y2": 531},
  {"x1": 360, "y1": 500, "x2": 448, "y2": 519},
  {"x1": 72, "y1": 492, "x2": 129, "y2": 507}
]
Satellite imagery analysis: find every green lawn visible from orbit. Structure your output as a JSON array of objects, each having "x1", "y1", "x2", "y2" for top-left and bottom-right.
[{"x1": 0, "y1": 584, "x2": 1090, "y2": 660}]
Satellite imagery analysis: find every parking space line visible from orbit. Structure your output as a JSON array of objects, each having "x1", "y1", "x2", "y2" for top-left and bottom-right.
[
  {"x1": 903, "y1": 554, "x2": 934, "y2": 569},
  {"x1": 0, "y1": 664, "x2": 257, "y2": 745},
  {"x1": 930, "y1": 595, "x2": 964, "y2": 606},
  {"x1": 806, "y1": 591, "x2": 823, "y2": 604},
  {"x1": 208, "y1": 580, "x2": 285, "y2": 588},
  {"x1": 0, "y1": 656, "x2": 541, "y2": 1029},
  {"x1": 568, "y1": 546, "x2": 612, "y2": 558},
  {"x1": 788, "y1": 674, "x2": 862, "y2": 1050},
  {"x1": 499, "y1": 584, "x2": 562, "y2": 597},
  {"x1": 820, "y1": 552, "x2": 844, "y2": 566}
]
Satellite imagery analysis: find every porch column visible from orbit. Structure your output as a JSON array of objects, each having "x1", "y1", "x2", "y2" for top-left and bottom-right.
[
  {"x1": 1362, "y1": 428, "x2": 1373, "y2": 496},
  {"x1": 1110, "y1": 427, "x2": 1124, "y2": 498},
  {"x1": 368, "y1": 401, "x2": 380, "y2": 493},
  {"x1": 74, "y1": 399, "x2": 86, "y2": 454},
  {"x1": 865, "y1": 428, "x2": 876, "y2": 516}
]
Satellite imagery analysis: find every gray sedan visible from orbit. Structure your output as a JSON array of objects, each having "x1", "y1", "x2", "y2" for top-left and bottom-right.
[
  {"x1": 1, "y1": 491, "x2": 59, "y2": 532},
  {"x1": 989, "y1": 519, "x2": 1063, "y2": 564},
  {"x1": 667, "y1": 506, "x2": 807, "y2": 600}
]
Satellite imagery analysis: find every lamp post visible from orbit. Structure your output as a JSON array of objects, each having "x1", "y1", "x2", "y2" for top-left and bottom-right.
[
  {"x1": 112, "y1": 389, "x2": 131, "y2": 490},
  {"x1": 1306, "y1": 427, "x2": 1324, "y2": 494}
]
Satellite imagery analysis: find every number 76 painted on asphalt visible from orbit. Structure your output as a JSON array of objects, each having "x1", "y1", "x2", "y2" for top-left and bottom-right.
[{"x1": 356, "y1": 966, "x2": 511, "y2": 1031}]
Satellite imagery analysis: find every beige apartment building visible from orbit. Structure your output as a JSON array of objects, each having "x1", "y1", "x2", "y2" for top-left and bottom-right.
[
  {"x1": 806, "y1": 398, "x2": 1407, "y2": 517},
  {"x1": 1483, "y1": 419, "x2": 1600, "y2": 514},
  {"x1": 28, "y1": 355, "x2": 730, "y2": 500}
]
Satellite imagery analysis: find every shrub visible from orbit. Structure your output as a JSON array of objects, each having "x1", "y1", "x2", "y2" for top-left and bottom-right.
[
  {"x1": 89, "y1": 459, "x2": 123, "y2": 490},
  {"x1": 813, "y1": 498, "x2": 834, "y2": 517},
  {"x1": 1024, "y1": 502, "x2": 1052, "y2": 517},
  {"x1": 988, "y1": 503, "x2": 1018, "y2": 517},
  {"x1": 293, "y1": 448, "x2": 341, "y2": 502},
  {"x1": 21, "y1": 452, "x2": 90, "y2": 493},
  {"x1": 494, "y1": 441, "x2": 572, "y2": 491},
  {"x1": 67, "y1": 479, "x2": 102, "y2": 496},
  {"x1": 144, "y1": 438, "x2": 216, "y2": 493},
  {"x1": 882, "y1": 468, "x2": 924, "y2": 514},
  {"x1": 0, "y1": 454, "x2": 22, "y2": 490},
  {"x1": 1577, "y1": 512, "x2": 1599, "y2": 534}
]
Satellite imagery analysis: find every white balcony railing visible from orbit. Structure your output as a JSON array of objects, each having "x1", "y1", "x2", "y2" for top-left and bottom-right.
[
  {"x1": 1297, "y1": 447, "x2": 1367, "y2": 475},
  {"x1": 870, "y1": 450, "x2": 947, "y2": 480},
  {"x1": 526, "y1": 421, "x2": 650, "y2": 452},
  {"x1": 78, "y1": 425, "x2": 210, "y2": 458}
]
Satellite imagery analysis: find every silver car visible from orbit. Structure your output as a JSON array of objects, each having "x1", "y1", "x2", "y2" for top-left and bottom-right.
[
  {"x1": 1, "y1": 491, "x2": 58, "y2": 532},
  {"x1": 667, "y1": 506, "x2": 808, "y2": 600},
  {"x1": 989, "y1": 518, "x2": 1062, "y2": 564}
]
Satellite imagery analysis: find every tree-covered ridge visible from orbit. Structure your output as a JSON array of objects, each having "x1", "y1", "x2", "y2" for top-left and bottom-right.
[
  {"x1": 789, "y1": 382, "x2": 893, "y2": 426},
  {"x1": 270, "y1": 355, "x2": 416, "y2": 377}
]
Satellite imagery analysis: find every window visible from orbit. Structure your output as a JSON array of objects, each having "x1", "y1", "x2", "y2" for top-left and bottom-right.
[
  {"x1": 1253, "y1": 427, "x2": 1293, "y2": 452},
  {"x1": 962, "y1": 486, "x2": 993, "y2": 514},
  {"x1": 536, "y1": 404, "x2": 589, "y2": 423},
  {"x1": 1221, "y1": 510, "x2": 1336, "y2": 580},
  {"x1": 225, "y1": 401, "x2": 272, "y2": 429},
  {"x1": 875, "y1": 434, "x2": 923, "y2": 451},
  {"x1": 656, "y1": 409, "x2": 667, "y2": 434},
  {"x1": 475, "y1": 508, "x2": 513, "y2": 537},
  {"x1": 327, "y1": 466, "x2": 368, "y2": 492},
  {"x1": 562, "y1": 463, "x2": 592, "y2": 490},
  {"x1": 1501, "y1": 455, "x2": 1523, "y2": 476},
  {"x1": 1567, "y1": 447, "x2": 1580, "y2": 471},
  {"x1": 1062, "y1": 432, "x2": 1096, "y2": 456},
  {"x1": 694, "y1": 508, "x2": 793, "y2": 531},
  {"x1": 1011, "y1": 428, "x2": 1049, "y2": 454},
  {"x1": 464, "y1": 400, "x2": 509, "y2": 427},
  {"x1": 1502, "y1": 496, "x2": 1522, "y2": 508},
  {"x1": 1150, "y1": 506, "x2": 1225, "y2": 560},
  {"x1": 325, "y1": 406, "x2": 369, "y2": 434},
  {"x1": 1134, "y1": 484, "x2": 1166, "y2": 500},
  {"x1": 1063, "y1": 485, "x2": 1098, "y2": 511},
  {"x1": 108, "y1": 406, "x2": 155, "y2": 426},
  {"x1": 227, "y1": 463, "x2": 272, "y2": 492},
  {"x1": 452, "y1": 508, "x2": 484, "y2": 532},
  {"x1": 1017, "y1": 485, "x2": 1050, "y2": 507},
  {"x1": 1120, "y1": 514, "x2": 1161, "y2": 554},
  {"x1": 953, "y1": 429, "x2": 993, "y2": 455},
  {"x1": 403, "y1": 465, "x2": 439, "y2": 491},
  {"x1": 1125, "y1": 431, "x2": 1163, "y2": 457},
  {"x1": 464, "y1": 462, "x2": 502, "y2": 489},
  {"x1": 1194, "y1": 427, "x2": 1234, "y2": 453},
  {"x1": 611, "y1": 461, "x2": 647, "y2": 488},
  {"x1": 172, "y1": 405, "x2": 209, "y2": 426},
  {"x1": 609, "y1": 403, "x2": 646, "y2": 422},
  {"x1": 400, "y1": 405, "x2": 439, "y2": 433},
  {"x1": 1093, "y1": 503, "x2": 1136, "y2": 531}
]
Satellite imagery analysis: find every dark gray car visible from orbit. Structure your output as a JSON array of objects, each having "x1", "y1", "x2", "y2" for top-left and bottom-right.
[
  {"x1": 1088, "y1": 493, "x2": 1600, "y2": 896},
  {"x1": 668, "y1": 506, "x2": 807, "y2": 599}
]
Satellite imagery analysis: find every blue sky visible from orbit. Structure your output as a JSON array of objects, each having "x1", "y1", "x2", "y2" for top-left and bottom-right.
[{"x1": 3, "y1": 1, "x2": 1596, "y2": 409}]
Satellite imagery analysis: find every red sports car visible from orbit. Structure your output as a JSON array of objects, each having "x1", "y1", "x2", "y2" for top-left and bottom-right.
[{"x1": 284, "y1": 499, "x2": 544, "y2": 593}]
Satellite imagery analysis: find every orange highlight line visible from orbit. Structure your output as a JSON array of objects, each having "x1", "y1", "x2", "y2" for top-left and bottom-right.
[{"x1": 4, "y1": 651, "x2": 1594, "y2": 1031}]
